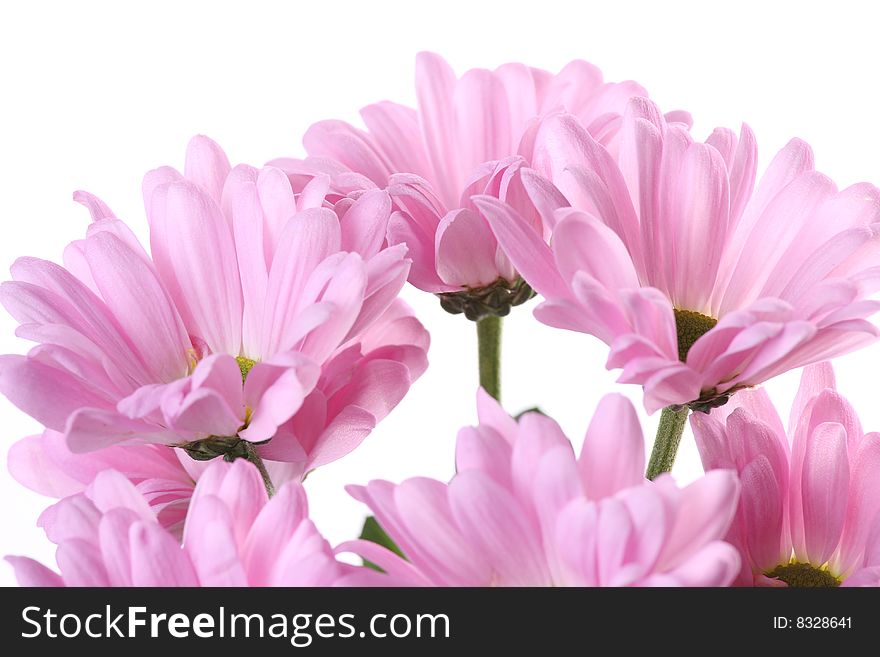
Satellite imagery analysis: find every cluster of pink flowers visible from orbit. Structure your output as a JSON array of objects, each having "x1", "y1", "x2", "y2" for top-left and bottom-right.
[{"x1": 3, "y1": 52, "x2": 879, "y2": 588}]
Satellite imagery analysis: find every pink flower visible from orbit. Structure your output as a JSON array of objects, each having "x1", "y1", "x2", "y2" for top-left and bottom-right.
[
  {"x1": 0, "y1": 136, "x2": 428, "y2": 480},
  {"x1": 6, "y1": 296, "x2": 429, "y2": 530},
  {"x1": 304, "y1": 53, "x2": 687, "y2": 319},
  {"x1": 6, "y1": 460, "x2": 388, "y2": 586},
  {"x1": 692, "y1": 363, "x2": 880, "y2": 587},
  {"x1": 342, "y1": 391, "x2": 741, "y2": 586},
  {"x1": 478, "y1": 98, "x2": 880, "y2": 412}
]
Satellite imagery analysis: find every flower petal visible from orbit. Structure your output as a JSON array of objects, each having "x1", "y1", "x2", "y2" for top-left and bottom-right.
[{"x1": 579, "y1": 393, "x2": 645, "y2": 498}]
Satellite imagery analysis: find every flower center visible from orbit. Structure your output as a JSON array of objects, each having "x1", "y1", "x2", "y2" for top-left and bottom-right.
[
  {"x1": 180, "y1": 356, "x2": 259, "y2": 462},
  {"x1": 236, "y1": 356, "x2": 257, "y2": 382},
  {"x1": 765, "y1": 562, "x2": 841, "y2": 588},
  {"x1": 673, "y1": 308, "x2": 717, "y2": 362},
  {"x1": 437, "y1": 277, "x2": 536, "y2": 322}
]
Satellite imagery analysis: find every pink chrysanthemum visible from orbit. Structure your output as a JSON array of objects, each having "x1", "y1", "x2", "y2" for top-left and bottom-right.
[
  {"x1": 342, "y1": 391, "x2": 740, "y2": 586},
  {"x1": 479, "y1": 98, "x2": 880, "y2": 412},
  {"x1": 0, "y1": 136, "x2": 428, "y2": 484},
  {"x1": 303, "y1": 53, "x2": 688, "y2": 319},
  {"x1": 692, "y1": 363, "x2": 880, "y2": 587},
  {"x1": 7, "y1": 460, "x2": 388, "y2": 586}
]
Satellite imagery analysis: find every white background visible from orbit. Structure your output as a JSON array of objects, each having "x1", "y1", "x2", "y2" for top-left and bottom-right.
[{"x1": 2, "y1": 0, "x2": 880, "y2": 586}]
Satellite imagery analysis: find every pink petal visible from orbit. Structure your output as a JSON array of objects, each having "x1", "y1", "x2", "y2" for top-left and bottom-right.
[
  {"x1": 532, "y1": 445, "x2": 583, "y2": 535},
  {"x1": 361, "y1": 101, "x2": 432, "y2": 180},
  {"x1": 0, "y1": 355, "x2": 112, "y2": 432},
  {"x1": 349, "y1": 478, "x2": 488, "y2": 586},
  {"x1": 184, "y1": 135, "x2": 231, "y2": 204},
  {"x1": 595, "y1": 497, "x2": 635, "y2": 585},
  {"x1": 789, "y1": 362, "x2": 836, "y2": 435},
  {"x1": 722, "y1": 386, "x2": 787, "y2": 440},
  {"x1": 836, "y1": 433, "x2": 880, "y2": 573},
  {"x1": 172, "y1": 388, "x2": 243, "y2": 436},
  {"x1": 415, "y1": 52, "x2": 459, "y2": 207},
  {"x1": 4, "y1": 257, "x2": 151, "y2": 386},
  {"x1": 148, "y1": 180, "x2": 243, "y2": 355},
  {"x1": 87, "y1": 469, "x2": 154, "y2": 518},
  {"x1": 5, "y1": 556, "x2": 64, "y2": 587},
  {"x1": 224, "y1": 164, "x2": 268, "y2": 356},
  {"x1": 303, "y1": 406, "x2": 376, "y2": 470},
  {"x1": 345, "y1": 245, "x2": 410, "y2": 340},
  {"x1": 182, "y1": 495, "x2": 248, "y2": 586},
  {"x1": 129, "y1": 521, "x2": 199, "y2": 586},
  {"x1": 66, "y1": 407, "x2": 180, "y2": 452},
  {"x1": 257, "y1": 166, "x2": 297, "y2": 256},
  {"x1": 474, "y1": 196, "x2": 569, "y2": 297},
  {"x1": 261, "y1": 208, "x2": 342, "y2": 356},
  {"x1": 551, "y1": 210, "x2": 639, "y2": 290},
  {"x1": 73, "y1": 190, "x2": 117, "y2": 221},
  {"x1": 393, "y1": 477, "x2": 492, "y2": 585},
  {"x1": 455, "y1": 426, "x2": 512, "y2": 488},
  {"x1": 691, "y1": 413, "x2": 735, "y2": 471},
  {"x1": 84, "y1": 232, "x2": 190, "y2": 382},
  {"x1": 739, "y1": 455, "x2": 786, "y2": 571},
  {"x1": 553, "y1": 498, "x2": 599, "y2": 585},
  {"x1": 667, "y1": 142, "x2": 729, "y2": 311},
  {"x1": 97, "y1": 508, "x2": 139, "y2": 586},
  {"x1": 798, "y1": 421, "x2": 849, "y2": 565},
  {"x1": 339, "y1": 189, "x2": 392, "y2": 258},
  {"x1": 303, "y1": 120, "x2": 390, "y2": 187},
  {"x1": 186, "y1": 460, "x2": 267, "y2": 548},
  {"x1": 657, "y1": 470, "x2": 740, "y2": 569},
  {"x1": 519, "y1": 168, "x2": 569, "y2": 231},
  {"x1": 386, "y1": 211, "x2": 447, "y2": 293},
  {"x1": 495, "y1": 62, "x2": 539, "y2": 138},
  {"x1": 335, "y1": 540, "x2": 431, "y2": 586},
  {"x1": 240, "y1": 357, "x2": 317, "y2": 444},
  {"x1": 475, "y1": 387, "x2": 518, "y2": 441},
  {"x1": 453, "y1": 67, "x2": 511, "y2": 174},
  {"x1": 7, "y1": 433, "x2": 84, "y2": 497},
  {"x1": 435, "y1": 208, "x2": 501, "y2": 287},
  {"x1": 512, "y1": 411, "x2": 573, "y2": 504},
  {"x1": 449, "y1": 470, "x2": 550, "y2": 585},
  {"x1": 55, "y1": 539, "x2": 110, "y2": 586},
  {"x1": 660, "y1": 541, "x2": 740, "y2": 587},
  {"x1": 326, "y1": 357, "x2": 412, "y2": 427},
  {"x1": 241, "y1": 481, "x2": 308, "y2": 584},
  {"x1": 579, "y1": 393, "x2": 645, "y2": 498},
  {"x1": 298, "y1": 254, "x2": 367, "y2": 363},
  {"x1": 842, "y1": 566, "x2": 880, "y2": 587},
  {"x1": 142, "y1": 166, "x2": 183, "y2": 217}
]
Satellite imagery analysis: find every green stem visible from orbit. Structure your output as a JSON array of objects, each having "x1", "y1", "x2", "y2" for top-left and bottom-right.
[
  {"x1": 243, "y1": 441, "x2": 276, "y2": 497},
  {"x1": 476, "y1": 315, "x2": 502, "y2": 401},
  {"x1": 646, "y1": 406, "x2": 690, "y2": 480}
]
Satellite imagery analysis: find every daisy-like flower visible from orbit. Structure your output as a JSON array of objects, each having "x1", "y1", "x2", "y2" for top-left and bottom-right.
[
  {"x1": 7, "y1": 460, "x2": 390, "y2": 586},
  {"x1": 478, "y1": 98, "x2": 880, "y2": 413},
  {"x1": 342, "y1": 391, "x2": 741, "y2": 586},
  {"x1": 0, "y1": 136, "x2": 428, "y2": 489},
  {"x1": 691, "y1": 363, "x2": 880, "y2": 587},
  {"x1": 304, "y1": 52, "x2": 687, "y2": 320}
]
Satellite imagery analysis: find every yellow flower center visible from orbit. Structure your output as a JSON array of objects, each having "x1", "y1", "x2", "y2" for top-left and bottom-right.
[
  {"x1": 236, "y1": 356, "x2": 257, "y2": 382},
  {"x1": 673, "y1": 308, "x2": 717, "y2": 362},
  {"x1": 765, "y1": 561, "x2": 841, "y2": 588}
]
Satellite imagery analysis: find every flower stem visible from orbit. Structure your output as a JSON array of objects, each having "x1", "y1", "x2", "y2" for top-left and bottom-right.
[
  {"x1": 646, "y1": 406, "x2": 690, "y2": 480},
  {"x1": 476, "y1": 315, "x2": 502, "y2": 401},
  {"x1": 243, "y1": 441, "x2": 276, "y2": 497}
]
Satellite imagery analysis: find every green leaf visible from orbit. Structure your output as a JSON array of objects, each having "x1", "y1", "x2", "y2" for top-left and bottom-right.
[{"x1": 359, "y1": 516, "x2": 404, "y2": 572}]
